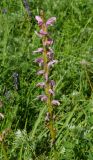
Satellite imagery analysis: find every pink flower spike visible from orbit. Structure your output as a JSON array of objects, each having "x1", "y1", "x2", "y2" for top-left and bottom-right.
[
  {"x1": 36, "y1": 82, "x2": 45, "y2": 88},
  {"x1": 49, "y1": 89, "x2": 54, "y2": 95},
  {"x1": 39, "y1": 29, "x2": 48, "y2": 35},
  {"x1": 33, "y1": 48, "x2": 43, "y2": 54},
  {"x1": 35, "y1": 16, "x2": 43, "y2": 26},
  {"x1": 46, "y1": 17, "x2": 56, "y2": 27},
  {"x1": 37, "y1": 70, "x2": 44, "y2": 75},
  {"x1": 52, "y1": 100, "x2": 60, "y2": 106},
  {"x1": 48, "y1": 60, "x2": 58, "y2": 67}
]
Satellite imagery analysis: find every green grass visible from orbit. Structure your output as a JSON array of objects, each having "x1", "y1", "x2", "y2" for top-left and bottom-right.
[{"x1": 0, "y1": 0, "x2": 93, "y2": 159}]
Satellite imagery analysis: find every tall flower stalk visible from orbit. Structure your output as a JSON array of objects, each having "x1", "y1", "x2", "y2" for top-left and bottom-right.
[{"x1": 33, "y1": 11, "x2": 60, "y2": 145}]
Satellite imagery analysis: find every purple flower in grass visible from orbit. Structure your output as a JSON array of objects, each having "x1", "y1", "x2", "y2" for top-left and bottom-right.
[
  {"x1": 33, "y1": 48, "x2": 43, "y2": 54},
  {"x1": 35, "y1": 15, "x2": 56, "y2": 27},
  {"x1": 23, "y1": 0, "x2": 31, "y2": 17},
  {"x1": 48, "y1": 60, "x2": 58, "y2": 68},
  {"x1": 49, "y1": 89, "x2": 54, "y2": 95},
  {"x1": 35, "y1": 16, "x2": 43, "y2": 26},
  {"x1": 37, "y1": 70, "x2": 44, "y2": 75},
  {"x1": 46, "y1": 17, "x2": 56, "y2": 27},
  {"x1": 43, "y1": 38, "x2": 53, "y2": 46},
  {"x1": 35, "y1": 30, "x2": 47, "y2": 38},
  {"x1": 39, "y1": 29, "x2": 48, "y2": 35},
  {"x1": 37, "y1": 95, "x2": 47, "y2": 101},
  {"x1": 36, "y1": 82, "x2": 45, "y2": 88},
  {"x1": 34, "y1": 58, "x2": 44, "y2": 66},
  {"x1": 52, "y1": 100, "x2": 60, "y2": 106},
  {"x1": 50, "y1": 80, "x2": 55, "y2": 88},
  {"x1": 47, "y1": 50, "x2": 54, "y2": 60}
]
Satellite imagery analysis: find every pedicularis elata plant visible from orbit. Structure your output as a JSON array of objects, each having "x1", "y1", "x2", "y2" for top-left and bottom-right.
[{"x1": 33, "y1": 11, "x2": 60, "y2": 145}]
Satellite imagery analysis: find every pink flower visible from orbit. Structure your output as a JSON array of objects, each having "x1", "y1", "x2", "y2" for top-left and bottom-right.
[
  {"x1": 33, "y1": 48, "x2": 43, "y2": 54},
  {"x1": 49, "y1": 89, "x2": 54, "y2": 95},
  {"x1": 43, "y1": 38, "x2": 53, "y2": 46},
  {"x1": 46, "y1": 17, "x2": 56, "y2": 27},
  {"x1": 37, "y1": 70, "x2": 44, "y2": 75},
  {"x1": 48, "y1": 60, "x2": 58, "y2": 67},
  {"x1": 47, "y1": 48, "x2": 54, "y2": 60},
  {"x1": 36, "y1": 82, "x2": 45, "y2": 88},
  {"x1": 37, "y1": 95, "x2": 47, "y2": 101},
  {"x1": 52, "y1": 100, "x2": 60, "y2": 106},
  {"x1": 35, "y1": 16, "x2": 43, "y2": 26},
  {"x1": 49, "y1": 80, "x2": 55, "y2": 88},
  {"x1": 39, "y1": 29, "x2": 48, "y2": 35},
  {"x1": 35, "y1": 30, "x2": 47, "y2": 38},
  {"x1": 34, "y1": 58, "x2": 44, "y2": 66}
]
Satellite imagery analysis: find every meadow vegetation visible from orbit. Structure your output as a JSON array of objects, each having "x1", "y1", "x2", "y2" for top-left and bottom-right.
[{"x1": 0, "y1": 0, "x2": 93, "y2": 159}]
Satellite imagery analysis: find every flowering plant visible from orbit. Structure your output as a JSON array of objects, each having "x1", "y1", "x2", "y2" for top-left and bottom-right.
[{"x1": 33, "y1": 11, "x2": 60, "y2": 145}]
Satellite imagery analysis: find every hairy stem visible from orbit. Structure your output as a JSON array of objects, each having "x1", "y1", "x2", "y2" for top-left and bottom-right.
[{"x1": 41, "y1": 11, "x2": 56, "y2": 144}]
